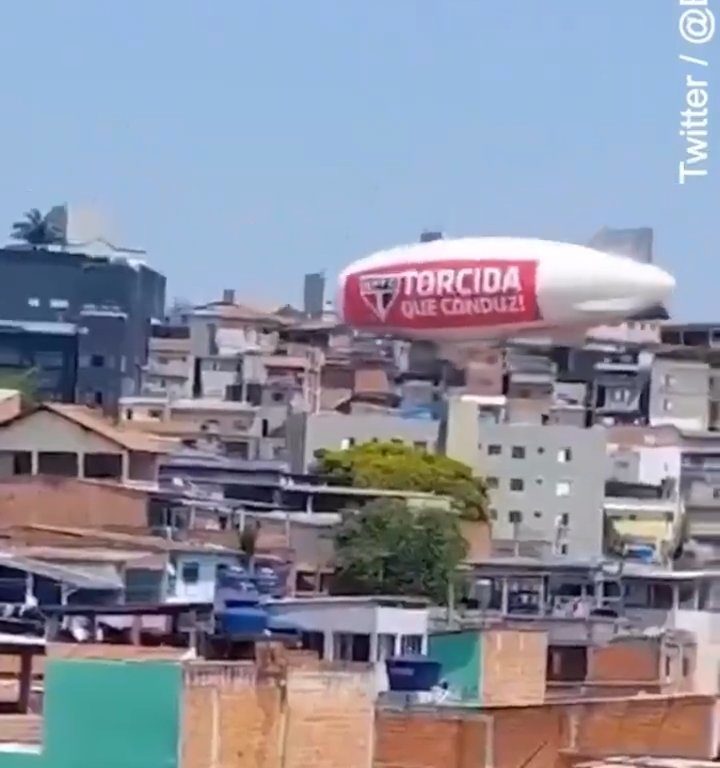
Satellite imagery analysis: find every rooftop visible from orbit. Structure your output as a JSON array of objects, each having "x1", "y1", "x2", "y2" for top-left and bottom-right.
[
  {"x1": 0, "y1": 403, "x2": 176, "y2": 454},
  {"x1": 9, "y1": 524, "x2": 239, "y2": 555},
  {"x1": 270, "y1": 595, "x2": 430, "y2": 609}
]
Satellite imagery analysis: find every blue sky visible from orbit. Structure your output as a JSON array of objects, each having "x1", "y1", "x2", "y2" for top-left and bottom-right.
[{"x1": 0, "y1": 1, "x2": 716, "y2": 318}]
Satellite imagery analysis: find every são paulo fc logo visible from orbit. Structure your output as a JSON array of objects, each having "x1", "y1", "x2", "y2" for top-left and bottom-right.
[{"x1": 359, "y1": 273, "x2": 400, "y2": 322}]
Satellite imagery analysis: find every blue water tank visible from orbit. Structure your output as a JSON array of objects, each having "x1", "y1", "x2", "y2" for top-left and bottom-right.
[
  {"x1": 218, "y1": 606, "x2": 269, "y2": 636},
  {"x1": 386, "y1": 655, "x2": 441, "y2": 692}
]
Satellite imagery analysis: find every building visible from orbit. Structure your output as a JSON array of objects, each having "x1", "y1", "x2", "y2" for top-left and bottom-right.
[
  {"x1": 0, "y1": 525, "x2": 240, "y2": 605},
  {"x1": 648, "y1": 351, "x2": 716, "y2": 431},
  {"x1": 303, "y1": 272, "x2": 325, "y2": 318},
  {"x1": 0, "y1": 652, "x2": 376, "y2": 768},
  {"x1": 119, "y1": 397, "x2": 278, "y2": 459},
  {"x1": 0, "y1": 246, "x2": 166, "y2": 410},
  {"x1": 445, "y1": 396, "x2": 607, "y2": 557},
  {"x1": 142, "y1": 324, "x2": 193, "y2": 399},
  {"x1": 0, "y1": 403, "x2": 173, "y2": 484},
  {"x1": 267, "y1": 595, "x2": 429, "y2": 692},
  {"x1": 428, "y1": 627, "x2": 547, "y2": 704},
  {"x1": 607, "y1": 424, "x2": 720, "y2": 554},
  {"x1": 286, "y1": 411, "x2": 440, "y2": 473}
]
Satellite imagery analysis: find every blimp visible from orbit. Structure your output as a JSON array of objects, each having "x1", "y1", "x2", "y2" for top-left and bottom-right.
[{"x1": 336, "y1": 236, "x2": 675, "y2": 343}]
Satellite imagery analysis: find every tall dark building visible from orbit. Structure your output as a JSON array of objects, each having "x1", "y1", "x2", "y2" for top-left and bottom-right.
[
  {"x1": 303, "y1": 272, "x2": 325, "y2": 318},
  {"x1": 0, "y1": 246, "x2": 166, "y2": 409}
]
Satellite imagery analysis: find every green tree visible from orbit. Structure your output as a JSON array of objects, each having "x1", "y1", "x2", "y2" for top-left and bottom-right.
[
  {"x1": 313, "y1": 441, "x2": 488, "y2": 521},
  {"x1": 0, "y1": 367, "x2": 38, "y2": 408},
  {"x1": 332, "y1": 499, "x2": 468, "y2": 603},
  {"x1": 10, "y1": 207, "x2": 67, "y2": 247}
]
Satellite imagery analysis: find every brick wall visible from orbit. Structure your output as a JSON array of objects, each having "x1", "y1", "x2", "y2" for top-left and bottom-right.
[
  {"x1": 481, "y1": 629, "x2": 547, "y2": 706},
  {"x1": 567, "y1": 695, "x2": 714, "y2": 758},
  {"x1": 0, "y1": 714, "x2": 42, "y2": 744},
  {"x1": 0, "y1": 643, "x2": 190, "y2": 680},
  {"x1": 374, "y1": 694, "x2": 718, "y2": 768},
  {"x1": 587, "y1": 640, "x2": 659, "y2": 683},
  {"x1": 0, "y1": 476, "x2": 148, "y2": 530},
  {"x1": 375, "y1": 711, "x2": 491, "y2": 768},
  {"x1": 180, "y1": 659, "x2": 375, "y2": 768}
]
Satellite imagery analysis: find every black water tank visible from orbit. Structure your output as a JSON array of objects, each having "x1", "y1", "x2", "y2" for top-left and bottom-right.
[{"x1": 385, "y1": 655, "x2": 441, "y2": 692}]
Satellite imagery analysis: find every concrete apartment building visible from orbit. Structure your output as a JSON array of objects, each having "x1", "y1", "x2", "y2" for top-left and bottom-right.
[
  {"x1": 607, "y1": 424, "x2": 720, "y2": 556},
  {"x1": 286, "y1": 411, "x2": 440, "y2": 473},
  {"x1": 649, "y1": 353, "x2": 717, "y2": 431},
  {"x1": 444, "y1": 396, "x2": 607, "y2": 557},
  {"x1": 0, "y1": 245, "x2": 165, "y2": 410}
]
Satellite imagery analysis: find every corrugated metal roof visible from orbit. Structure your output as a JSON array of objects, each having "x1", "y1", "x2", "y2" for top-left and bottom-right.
[{"x1": 0, "y1": 552, "x2": 122, "y2": 590}]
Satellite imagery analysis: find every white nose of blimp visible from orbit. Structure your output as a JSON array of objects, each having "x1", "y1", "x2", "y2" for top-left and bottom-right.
[{"x1": 538, "y1": 251, "x2": 676, "y2": 323}]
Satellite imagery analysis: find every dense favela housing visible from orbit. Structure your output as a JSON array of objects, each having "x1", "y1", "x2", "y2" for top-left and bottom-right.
[{"x1": 0, "y1": 217, "x2": 719, "y2": 767}]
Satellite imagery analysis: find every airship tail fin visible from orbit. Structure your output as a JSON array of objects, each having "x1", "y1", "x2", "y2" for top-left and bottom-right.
[
  {"x1": 588, "y1": 226, "x2": 670, "y2": 319},
  {"x1": 588, "y1": 226, "x2": 654, "y2": 264}
]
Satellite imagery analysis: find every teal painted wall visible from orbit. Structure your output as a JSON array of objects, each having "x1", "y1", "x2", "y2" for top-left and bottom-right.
[
  {"x1": 427, "y1": 631, "x2": 481, "y2": 700},
  {"x1": 0, "y1": 659, "x2": 182, "y2": 768},
  {"x1": 0, "y1": 751, "x2": 41, "y2": 768}
]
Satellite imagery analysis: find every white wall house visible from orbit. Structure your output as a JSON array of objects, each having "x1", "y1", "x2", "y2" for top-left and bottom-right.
[
  {"x1": 166, "y1": 550, "x2": 241, "y2": 604},
  {"x1": 266, "y1": 596, "x2": 429, "y2": 693}
]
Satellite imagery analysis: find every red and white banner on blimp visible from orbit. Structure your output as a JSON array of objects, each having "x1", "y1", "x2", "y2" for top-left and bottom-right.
[{"x1": 343, "y1": 259, "x2": 540, "y2": 330}]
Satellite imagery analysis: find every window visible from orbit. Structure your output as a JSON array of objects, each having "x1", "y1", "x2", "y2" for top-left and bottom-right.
[
  {"x1": 560, "y1": 544, "x2": 569, "y2": 555},
  {"x1": 90, "y1": 354, "x2": 105, "y2": 368},
  {"x1": 510, "y1": 478, "x2": 524, "y2": 492},
  {"x1": 558, "y1": 448, "x2": 572, "y2": 463},
  {"x1": 556, "y1": 481, "x2": 572, "y2": 497},
  {"x1": 301, "y1": 631, "x2": 325, "y2": 659},
  {"x1": 560, "y1": 513, "x2": 570, "y2": 526},
  {"x1": 272, "y1": 391, "x2": 284, "y2": 403},
  {"x1": 486, "y1": 476, "x2": 499, "y2": 489},
  {"x1": 377, "y1": 634, "x2": 396, "y2": 661},
  {"x1": 125, "y1": 409, "x2": 133, "y2": 420},
  {"x1": 488, "y1": 508, "x2": 498, "y2": 520},
  {"x1": 340, "y1": 437, "x2": 356, "y2": 449},
  {"x1": 27, "y1": 297, "x2": 40, "y2": 307},
  {"x1": 261, "y1": 419, "x2": 269, "y2": 437},
  {"x1": 663, "y1": 399, "x2": 673, "y2": 412},
  {"x1": 215, "y1": 563, "x2": 228, "y2": 580},
  {"x1": 665, "y1": 655, "x2": 672, "y2": 680},
  {"x1": 533, "y1": 511, "x2": 543, "y2": 519},
  {"x1": 148, "y1": 409, "x2": 163, "y2": 419},
  {"x1": 511, "y1": 446, "x2": 526, "y2": 459},
  {"x1": 50, "y1": 298, "x2": 69, "y2": 309},
  {"x1": 181, "y1": 562, "x2": 200, "y2": 584},
  {"x1": 537, "y1": 447, "x2": 545, "y2": 454},
  {"x1": 508, "y1": 511, "x2": 523, "y2": 524},
  {"x1": 664, "y1": 374, "x2": 676, "y2": 387},
  {"x1": 682, "y1": 654, "x2": 691, "y2": 677},
  {"x1": 488, "y1": 444, "x2": 502, "y2": 455},
  {"x1": 401, "y1": 635, "x2": 422, "y2": 655},
  {"x1": 333, "y1": 632, "x2": 370, "y2": 661}
]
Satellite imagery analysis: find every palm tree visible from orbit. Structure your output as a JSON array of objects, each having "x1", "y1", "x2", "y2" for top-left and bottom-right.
[{"x1": 10, "y1": 206, "x2": 67, "y2": 247}]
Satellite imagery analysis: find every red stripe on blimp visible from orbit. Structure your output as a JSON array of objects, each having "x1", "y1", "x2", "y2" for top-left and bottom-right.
[{"x1": 343, "y1": 259, "x2": 541, "y2": 330}]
